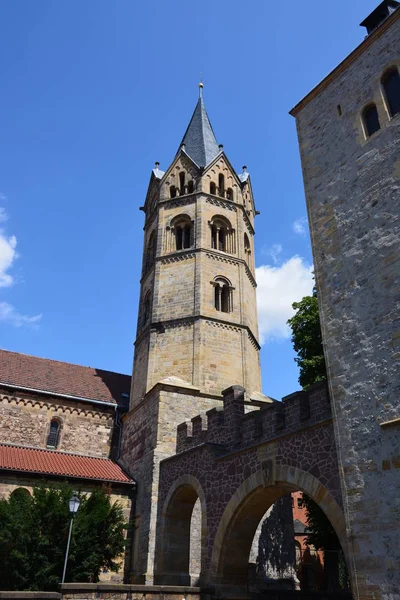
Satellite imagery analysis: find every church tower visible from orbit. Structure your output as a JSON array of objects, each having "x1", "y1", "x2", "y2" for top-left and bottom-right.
[{"x1": 131, "y1": 85, "x2": 261, "y2": 406}]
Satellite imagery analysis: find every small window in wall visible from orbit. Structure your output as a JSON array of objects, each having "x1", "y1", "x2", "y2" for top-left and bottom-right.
[
  {"x1": 47, "y1": 419, "x2": 61, "y2": 449},
  {"x1": 226, "y1": 187, "x2": 233, "y2": 201},
  {"x1": 142, "y1": 292, "x2": 151, "y2": 327},
  {"x1": 218, "y1": 174, "x2": 225, "y2": 197},
  {"x1": 362, "y1": 104, "x2": 380, "y2": 137},
  {"x1": 144, "y1": 230, "x2": 157, "y2": 273},
  {"x1": 170, "y1": 185, "x2": 177, "y2": 199},
  {"x1": 382, "y1": 67, "x2": 400, "y2": 118},
  {"x1": 210, "y1": 182, "x2": 216, "y2": 195},
  {"x1": 187, "y1": 180, "x2": 194, "y2": 194},
  {"x1": 244, "y1": 233, "x2": 251, "y2": 267},
  {"x1": 179, "y1": 172, "x2": 186, "y2": 195},
  {"x1": 213, "y1": 277, "x2": 232, "y2": 313}
]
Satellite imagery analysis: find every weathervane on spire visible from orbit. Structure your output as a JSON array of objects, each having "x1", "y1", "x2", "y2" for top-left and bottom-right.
[{"x1": 199, "y1": 73, "x2": 204, "y2": 98}]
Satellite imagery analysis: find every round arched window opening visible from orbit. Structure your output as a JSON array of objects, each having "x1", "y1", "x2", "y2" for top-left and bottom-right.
[{"x1": 47, "y1": 419, "x2": 61, "y2": 449}]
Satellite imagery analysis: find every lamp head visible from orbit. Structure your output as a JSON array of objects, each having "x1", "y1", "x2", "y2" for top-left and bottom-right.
[{"x1": 69, "y1": 493, "x2": 80, "y2": 515}]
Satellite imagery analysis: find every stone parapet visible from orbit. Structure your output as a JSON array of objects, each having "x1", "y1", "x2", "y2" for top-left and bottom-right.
[{"x1": 176, "y1": 381, "x2": 331, "y2": 454}]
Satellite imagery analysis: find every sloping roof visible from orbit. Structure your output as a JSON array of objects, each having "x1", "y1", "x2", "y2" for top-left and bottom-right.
[
  {"x1": 0, "y1": 349, "x2": 131, "y2": 405},
  {"x1": 179, "y1": 97, "x2": 220, "y2": 167},
  {"x1": 0, "y1": 444, "x2": 133, "y2": 484}
]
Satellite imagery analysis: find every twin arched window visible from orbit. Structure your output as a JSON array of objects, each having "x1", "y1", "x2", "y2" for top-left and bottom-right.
[
  {"x1": 213, "y1": 277, "x2": 233, "y2": 313},
  {"x1": 170, "y1": 214, "x2": 193, "y2": 251},
  {"x1": 362, "y1": 66, "x2": 400, "y2": 138},
  {"x1": 210, "y1": 216, "x2": 235, "y2": 254},
  {"x1": 47, "y1": 419, "x2": 61, "y2": 449}
]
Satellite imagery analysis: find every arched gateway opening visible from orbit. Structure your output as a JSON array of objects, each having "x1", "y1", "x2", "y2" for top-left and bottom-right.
[
  {"x1": 155, "y1": 475, "x2": 207, "y2": 586},
  {"x1": 210, "y1": 467, "x2": 350, "y2": 595}
]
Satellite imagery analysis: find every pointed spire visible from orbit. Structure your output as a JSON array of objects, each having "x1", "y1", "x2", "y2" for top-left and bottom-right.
[{"x1": 178, "y1": 83, "x2": 220, "y2": 168}]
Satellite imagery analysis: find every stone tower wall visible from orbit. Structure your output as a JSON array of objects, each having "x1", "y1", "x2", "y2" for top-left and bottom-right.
[{"x1": 292, "y1": 12, "x2": 400, "y2": 599}]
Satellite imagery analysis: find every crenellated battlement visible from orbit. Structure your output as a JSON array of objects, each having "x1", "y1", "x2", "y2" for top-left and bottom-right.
[{"x1": 176, "y1": 381, "x2": 331, "y2": 454}]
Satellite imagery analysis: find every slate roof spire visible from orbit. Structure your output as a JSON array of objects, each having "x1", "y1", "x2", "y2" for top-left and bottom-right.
[{"x1": 178, "y1": 83, "x2": 220, "y2": 168}]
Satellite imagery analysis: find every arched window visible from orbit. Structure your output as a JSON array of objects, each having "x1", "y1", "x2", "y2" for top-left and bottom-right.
[
  {"x1": 382, "y1": 67, "x2": 400, "y2": 118},
  {"x1": 187, "y1": 180, "x2": 194, "y2": 194},
  {"x1": 171, "y1": 214, "x2": 193, "y2": 251},
  {"x1": 218, "y1": 174, "x2": 225, "y2": 197},
  {"x1": 210, "y1": 182, "x2": 216, "y2": 195},
  {"x1": 244, "y1": 233, "x2": 251, "y2": 267},
  {"x1": 362, "y1": 104, "x2": 380, "y2": 137},
  {"x1": 144, "y1": 230, "x2": 157, "y2": 273},
  {"x1": 10, "y1": 488, "x2": 31, "y2": 502},
  {"x1": 210, "y1": 215, "x2": 235, "y2": 254},
  {"x1": 213, "y1": 277, "x2": 232, "y2": 313},
  {"x1": 142, "y1": 292, "x2": 151, "y2": 327},
  {"x1": 179, "y1": 172, "x2": 186, "y2": 195},
  {"x1": 47, "y1": 419, "x2": 61, "y2": 449},
  {"x1": 226, "y1": 187, "x2": 233, "y2": 201},
  {"x1": 170, "y1": 185, "x2": 177, "y2": 199}
]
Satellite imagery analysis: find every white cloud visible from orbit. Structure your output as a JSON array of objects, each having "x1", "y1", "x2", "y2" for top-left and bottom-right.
[
  {"x1": 263, "y1": 243, "x2": 283, "y2": 265},
  {"x1": 256, "y1": 256, "x2": 314, "y2": 344},
  {"x1": 292, "y1": 216, "x2": 308, "y2": 236},
  {"x1": 0, "y1": 302, "x2": 42, "y2": 328},
  {"x1": 0, "y1": 201, "x2": 42, "y2": 328}
]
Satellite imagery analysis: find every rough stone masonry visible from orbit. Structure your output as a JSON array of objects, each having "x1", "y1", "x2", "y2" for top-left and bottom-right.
[{"x1": 290, "y1": 5, "x2": 400, "y2": 599}]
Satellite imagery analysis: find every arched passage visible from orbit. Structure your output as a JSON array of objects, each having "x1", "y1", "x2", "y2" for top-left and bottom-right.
[
  {"x1": 155, "y1": 475, "x2": 207, "y2": 586},
  {"x1": 210, "y1": 466, "x2": 348, "y2": 590}
]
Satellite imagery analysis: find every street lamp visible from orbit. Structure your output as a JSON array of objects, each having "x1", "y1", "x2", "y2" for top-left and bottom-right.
[{"x1": 62, "y1": 493, "x2": 81, "y2": 584}]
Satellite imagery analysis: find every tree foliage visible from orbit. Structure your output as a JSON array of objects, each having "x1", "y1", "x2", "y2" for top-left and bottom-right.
[
  {"x1": 287, "y1": 289, "x2": 327, "y2": 389},
  {"x1": 0, "y1": 484, "x2": 126, "y2": 591}
]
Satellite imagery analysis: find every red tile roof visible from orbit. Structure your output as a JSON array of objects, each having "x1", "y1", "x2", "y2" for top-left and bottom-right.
[
  {"x1": 0, "y1": 444, "x2": 133, "y2": 484},
  {"x1": 0, "y1": 349, "x2": 131, "y2": 404}
]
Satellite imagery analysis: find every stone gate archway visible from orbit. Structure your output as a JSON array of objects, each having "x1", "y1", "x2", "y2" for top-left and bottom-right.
[
  {"x1": 210, "y1": 466, "x2": 348, "y2": 588},
  {"x1": 154, "y1": 474, "x2": 207, "y2": 586}
]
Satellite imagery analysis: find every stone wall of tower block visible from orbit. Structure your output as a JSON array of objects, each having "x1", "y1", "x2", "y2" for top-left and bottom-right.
[
  {"x1": 244, "y1": 333, "x2": 262, "y2": 394},
  {"x1": 120, "y1": 386, "x2": 221, "y2": 584},
  {"x1": 294, "y1": 16, "x2": 400, "y2": 599},
  {"x1": 131, "y1": 336, "x2": 150, "y2": 406},
  {"x1": 0, "y1": 474, "x2": 132, "y2": 583},
  {"x1": 0, "y1": 390, "x2": 115, "y2": 458},
  {"x1": 153, "y1": 257, "x2": 195, "y2": 322},
  {"x1": 198, "y1": 321, "x2": 245, "y2": 393},
  {"x1": 147, "y1": 324, "x2": 195, "y2": 390}
]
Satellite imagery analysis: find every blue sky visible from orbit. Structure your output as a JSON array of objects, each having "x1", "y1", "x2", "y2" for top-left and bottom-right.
[{"x1": 0, "y1": 0, "x2": 378, "y2": 399}]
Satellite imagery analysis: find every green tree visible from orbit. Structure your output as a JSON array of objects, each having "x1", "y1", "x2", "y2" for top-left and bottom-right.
[
  {"x1": 0, "y1": 484, "x2": 126, "y2": 591},
  {"x1": 287, "y1": 289, "x2": 327, "y2": 389}
]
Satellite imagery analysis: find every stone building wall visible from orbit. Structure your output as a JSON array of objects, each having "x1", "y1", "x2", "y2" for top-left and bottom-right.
[
  {"x1": 291, "y1": 11, "x2": 400, "y2": 599},
  {"x1": 120, "y1": 382, "x2": 221, "y2": 585},
  {"x1": 0, "y1": 389, "x2": 115, "y2": 458}
]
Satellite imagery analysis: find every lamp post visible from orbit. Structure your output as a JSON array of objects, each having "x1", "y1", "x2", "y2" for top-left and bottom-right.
[{"x1": 62, "y1": 493, "x2": 81, "y2": 584}]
